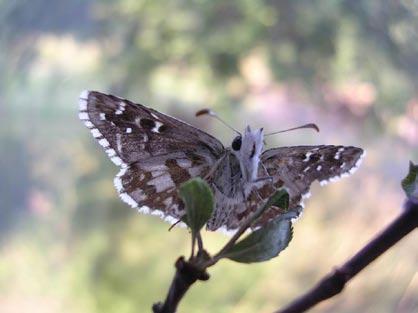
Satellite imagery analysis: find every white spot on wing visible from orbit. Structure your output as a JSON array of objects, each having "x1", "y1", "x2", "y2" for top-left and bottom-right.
[
  {"x1": 111, "y1": 156, "x2": 123, "y2": 166},
  {"x1": 177, "y1": 158, "x2": 192, "y2": 168},
  {"x1": 151, "y1": 210, "x2": 164, "y2": 218},
  {"x1": 126, "y1": 128, "x2": 132, "y2": 133},
  {"x1": 147, "y1": 173, "x2": 175, "y2": 192},
  {"x1": 100, "y1": 113, "x2": 106, "y2": 120},
  {"x1": 302, "y1": 192, "x2": 311, "y2": 200},
  {"x1": 116, "y1": 133, "x2": 122, "y2": 153},
  {"x1": 151, "y1": 121, "x2": 164, "y2": 133},
  {"x1": 115, "y1": 101, "x2": 126, "y2": 115},
  {"x1": 316, "y1": 165, "x2": 322, "y2": 171},
  {"x1": 106, "y1": 148, "x2": 116, "y2": 157},
  {"x1": 79, "y1": 90, "x2": 89, "y2": 110},
  {"x1": 216, "y1": 226, "x2": 238, "y2": 236},
  {"x1": 349, "y1": 150, "x2": 366, "y2": 174},
  {"x1": 79, "y1": 90, "x2": 89, "y2": 100},
  {"x1": 334, "y1": 147, "x2": 345, "y2": 160},
  {"x1": 120, "y1": 192, "x2": 138, "y2": 208},
  {"x1": 98, "y1": 138, "x2": 109, "y2": 148},
  {"x1": 84, "y1": 121, "x2": 94, "y2": 128},
  {"x1": 319, "y1": 150, "x2": 365, "y2": 186},
  {"x1": 114, "y1": 176, "x2": 123, "y2": 192},
  {"x1": 138, "y1": 206, "x2": 150, "y2": 214},
  {"x1": 78, "y1": 112, "x2": 89, "y2": 120},
  {"x1": 303, "y1": 152, "x2": 313, "y2": 162},
  {"x1": 79, "y1": 99, "x2": 87, "y2": 111},
  {"x1": 299, "y1": 191, "x2": 312, "y2": 209},
  {"x1": 91, "y1": 128, "x2": 101, "y2": 138}
]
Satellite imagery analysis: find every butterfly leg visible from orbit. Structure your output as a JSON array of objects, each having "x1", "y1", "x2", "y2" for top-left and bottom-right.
[{"x1": 203, "y1": 154, "x2": 226, "y2": 180}]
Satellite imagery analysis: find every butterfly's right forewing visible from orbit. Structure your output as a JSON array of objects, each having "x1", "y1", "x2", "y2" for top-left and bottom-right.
[{"x1": 79, "y1": 91, "x2": 225, "y2": 221}]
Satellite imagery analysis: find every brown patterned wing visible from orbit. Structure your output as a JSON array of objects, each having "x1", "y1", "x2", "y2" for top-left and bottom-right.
[
  {"x1": 79, "y1": 90, "x2": 224, "y2": 166},
  {"x1": 221, "y1": 145, "x2": 364, "y2": 230},
  {"x1": 114, "y1": 153, "x2": 212, "y2": 223},
  {"x1": 79, "y1": 90, "x2": 224, "y2": 222},
  {"x1": 261, "y1": 145, "x2": 364, "y2": 197}
]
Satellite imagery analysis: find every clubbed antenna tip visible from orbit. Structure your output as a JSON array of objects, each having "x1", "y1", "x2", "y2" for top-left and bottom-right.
[
  {"x1": 265, "y1": 123, "x2": 320, "y2": 136},
  {"x1": 195, "y1": 108, "x2": 215, "y2": 117},
  {"x1": 195, "y1": 108, "x2": 240, "y2": 135}
]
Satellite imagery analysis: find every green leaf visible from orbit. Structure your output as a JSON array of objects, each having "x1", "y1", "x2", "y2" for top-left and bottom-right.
[
  {"x1": 267, "y1": 188, "x2": 290, "y2": 211},
  {"x1": 222, "y1": 209, "x2": 299, "y2": 263},
  {"x1": 401, "y1": 161, "x2": 418, "y2": 201},
  {"x1": 250, "y1": 189, "x2": 290, "y2": 224},
  {"x1": 179, "y1": 178, "x2": 214, "y2": 234}
]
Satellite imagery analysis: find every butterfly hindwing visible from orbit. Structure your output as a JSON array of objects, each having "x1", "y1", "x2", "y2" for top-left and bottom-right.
[{"x1": 114, "y1": 157, "x2": 212, "y2": 222}]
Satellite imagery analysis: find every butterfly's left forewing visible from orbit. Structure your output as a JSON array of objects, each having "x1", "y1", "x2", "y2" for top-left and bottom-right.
[
  {"x1": 258, "y1": 145, "x2": 364, "y2": 223},
  {"x1": 220, "y1": 145, "x2": 364, "y2": 230},
  {"x1": 261, "y1": 145, "x2": 364, "y2": 198},
  {"x1": 79, "y1": 90, "x2": 224, "y2": 221}
]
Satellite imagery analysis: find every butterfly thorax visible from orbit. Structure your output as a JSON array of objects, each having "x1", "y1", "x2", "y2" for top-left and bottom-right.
[
  {"x1": 231, "y1": 125, "x2": 264, "y2": 179},
  {"x1": 212, "y1": 151, "x2": 244, "y2": 203},
  {"x1": 212, "y1": 126, "x2": 266, "y2": 202}
]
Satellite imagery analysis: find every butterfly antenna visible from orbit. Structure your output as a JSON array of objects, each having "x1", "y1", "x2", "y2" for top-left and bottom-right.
[
  {"x1": 196, "y1": 108, "x2": 241, "y2": 135},
  {"x1": 265, "y1": 123, "x2": 320, "y2": 136}
]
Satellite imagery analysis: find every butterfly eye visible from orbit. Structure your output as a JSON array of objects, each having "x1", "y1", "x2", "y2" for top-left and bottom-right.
[{"x1": 231, "y1": 136, "x2": 242, "y2": 151}]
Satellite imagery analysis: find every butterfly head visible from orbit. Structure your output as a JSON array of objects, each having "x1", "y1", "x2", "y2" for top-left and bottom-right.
[{"x1": 231, "y1": 126, "x2": 264, "y2": 181}]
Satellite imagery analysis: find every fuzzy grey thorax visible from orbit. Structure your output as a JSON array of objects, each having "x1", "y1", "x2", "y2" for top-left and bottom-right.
[{"x1": 230, "y1": 126, "x2": 264, "y2": 183}]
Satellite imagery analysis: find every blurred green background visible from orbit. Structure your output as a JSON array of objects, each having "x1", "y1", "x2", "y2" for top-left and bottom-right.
[{"x1": 1, "y1": 1, "x2": 417, "y2": 312}]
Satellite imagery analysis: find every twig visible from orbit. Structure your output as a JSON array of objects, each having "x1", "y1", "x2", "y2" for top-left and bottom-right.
[
  {"x1": 197, "y1": 233, "x2": 204, "y2": 252},
  {"x1": 152, "y1": 256, "x2": 209, "y2": 313},
  {"x1": 274, "y1": 199, "x2": 418, "y2": 313},
  {"x1": 152, "y1": 196, "x2": 273, "y2": 311},
  {"x1": 202, "y1": 197, "x2": 279, "y2": 267}
]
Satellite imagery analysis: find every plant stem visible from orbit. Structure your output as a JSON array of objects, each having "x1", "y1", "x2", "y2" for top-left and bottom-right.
[
  {"x1": 152, "y1": 257, "x2": 209, "y2": 313},
  {"x1": 202, "y1": 199, "x2": 280, "y2": 267},
  {"x1": 190, "y1": 234, "x2": 196, "y2": 259},
  {"x1": 197, "y1": 233, "x2": 203, "y2": 252}
]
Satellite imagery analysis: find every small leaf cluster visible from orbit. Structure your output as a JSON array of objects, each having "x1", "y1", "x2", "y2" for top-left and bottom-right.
[
  {"x1": 179, "y1": 178, "x2": 297, "y2": 264},
  {"x1": 401, "y1": 161, "x2": 418, "y2": 203}
]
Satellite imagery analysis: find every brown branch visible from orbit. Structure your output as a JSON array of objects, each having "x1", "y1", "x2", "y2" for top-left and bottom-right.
[
  {"x1": 153, "y1": 196, "x2": 418, "y2": 313},
  {"x1": 274, "y1": 199, "x2": 418, "y2": 313},
  {"x1": 152, "y1": 256, "x2": 209, "y2": 313}
]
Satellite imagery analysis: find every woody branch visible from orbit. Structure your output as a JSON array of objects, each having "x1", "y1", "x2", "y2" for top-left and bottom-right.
[{"x1": 275, "y1": 198, "x2": 418, "y2": 313}]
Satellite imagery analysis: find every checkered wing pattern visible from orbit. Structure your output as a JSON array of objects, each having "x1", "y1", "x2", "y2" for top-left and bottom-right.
[
  {"x1": 216, "y1": 145, "x2": 364, "y2": 230},
  {"x1": 79, "y1": 90, "x2": 224, "y2": 222}
]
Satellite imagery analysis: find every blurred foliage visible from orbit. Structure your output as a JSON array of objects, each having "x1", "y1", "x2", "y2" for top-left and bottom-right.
[{"x1": 0, "y1": 1, "x2": 417, "y2": 313}]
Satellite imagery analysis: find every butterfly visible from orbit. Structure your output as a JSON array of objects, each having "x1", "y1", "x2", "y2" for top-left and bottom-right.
[{"x1": 79, "y1": 90, "x2": 364, "y2": 232}]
